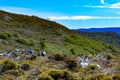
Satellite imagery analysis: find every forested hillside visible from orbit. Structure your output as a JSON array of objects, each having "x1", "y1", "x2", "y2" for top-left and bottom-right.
[{"x1": 73, "y1": 31, "x2": 120, "y2": 48}]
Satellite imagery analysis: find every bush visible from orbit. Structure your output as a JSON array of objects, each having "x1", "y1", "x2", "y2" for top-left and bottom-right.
[
  {"x1": 0, "y1": 32, "x2": 11, "y2": 39},
  {"x1": 13, "y1": 33, "x2": 19, "y2": 38},
  {"x1": 86, "y1": 74, "x2": 112, "y2": 80},
  {"x1": 86, "y1": 65, "x2": 98, "y2": 71},
  {"x1": 105, "y1": 53, "x2": 114, "y2": 60},
  {"x1": 52, "y1": 29, "x2": 62, "y2": 36},
  {"x1": 16, "y1": 37, "x2": 30, "y2": 45},
  {"x1": 28, "y1": 55, "x2": 37, "y2": 61},
  {"x1": 16, "y1": 37, "x2": 36, "y2": 46},
  {"x1": 53, "y1": 54, "x2": 65, "y2": 61},
  {"x1": 70, "y1": 48, "x2": 76, "y2": 55},
  {"x1": 39, "y1": 74, "x2": 54, "y2": 80},
  {"x1": 20, "y1": 63, "x2": 30, "y2": 71},
  {"x1": 48, "y1": 70, "x2": 73, "y2": 80},
  {"x1": 5, "y1": 69, "x2": 23, "y2": 76},
  {"x1": 112, "y1": 74, "x2": 120, "y2": 80},
  {"x1": 0, "y1": 60, "x2": 17, "y2": 73},
  {"x1": 39, "y1": 41, "x2": 47, "y2": 50},
  {"x1": 66, "y1": 59, "x2": 78, "y2": 70},
  {"x1": 5, "y1": 76, "x2": 15, "y2": 80}
]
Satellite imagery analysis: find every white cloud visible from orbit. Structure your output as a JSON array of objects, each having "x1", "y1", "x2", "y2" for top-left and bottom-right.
[
  {"x1": 101, "y1": 0, "x2": 105, "y2": 4},
  {"x1": 84, "y1": 2, "x2": 120, "y2": 9},
  {"x1": 84, "y1": 5, "x2": 107, "y2": 8},
  {"x1": 48, "y1": 16, "x2": 98, "y2": 20},
  {"x1": 49, "y1": 16, "x2": 120, "y2": 20},
  {"x1": 110, "y1": 2, "x2": 120, "y2": 8}
]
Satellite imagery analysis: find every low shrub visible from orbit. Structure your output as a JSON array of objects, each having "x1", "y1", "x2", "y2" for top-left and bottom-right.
[
  {"x1": 16, "y1": 37, "x2": 37, "y2": 46},
  {"x1": 112, "y1": 74, "x2": 120, "y2": 80},
  {"x1": 48, "y1": 70, "x2": 74, "y2": 80},
  {"x1": 28, "y1": 55, "x2": 37, "y2": 61},
  {"x1": 5, "y1": 69, "x2": 23, "y2": 76},
  {"x1": 20, "y1": 63, "x2": 30, "y2": 71},
  {"x1": 0, "y1": 60, "x2": 17, "y2": 73},
  {"x1": 86, "y1": 65, "x2": 98, "y2": 71},
  {"x1": 66, "y1": 59, "x2": 78, "y2": 70},
  {"x1": 0, "y1": 32, "x2": 12, "y2": 39},
  {"x1": 86, "y1": 74, "x2": 112, "y2": 80},
  {"x1": 39, "y1": 74, "x2": 54, "y2": 80},
  {"x1": 70, "y1": 48, "x2": 76, "y2": 55},
  {"x1": 53, "y1": 54, "x2": 66, "y2": 61}
]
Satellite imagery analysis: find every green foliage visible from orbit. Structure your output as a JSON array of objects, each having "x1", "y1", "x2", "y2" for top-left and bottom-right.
[
  {"x1": 54, "y1": 53, "x2": 66, "y2": 61},
  {"x1": 70, "y1": 48, "x2": 76, "y2": 55},
  {"x1": 39, "y1": 41, "x2": 47, "y2": 50},
  {"x1": 20, "y1": 63, "x2": 30, "y2": 71},
  {"x1": 5, "y1": 69, "x2": 23, "y2": 76},
  {"x1": 66, "y1": 59, "x2": 78, "y2": 70},
  {"x1": 16, "y1": 37, "x2": 37, "y2": 46},
  {"x1": 105, "y1": 53, "x2": 114, "y2": 60},
  {"x1": 108, "y1": 45, "x2": 117, "y2": 52},
  {"x1": 52, "y1": 29, "x2": 62, "y2": 36},
  {"x1": 1, "y1": 76, "x2": 15, "y2": 80},
  {"x1": 0, "y1": 60, "x2": 17, "y2": 72},
  {"x1": 86, "y1": 65, "x2": 98, "y2": 71},
  {"x1": 48, "y1": 70, "x2": 74, "y2": 80},
  {"x1": 112, "y1": 74, "x2": 120, "y2": 80},
  {"x1": 0, "y1": 32, "x2": 12, "y2": 39},
  {"x1": 76, "y1": 31, "x2": 120, "y2": 48},
  {"x1": 86, "y1": 74, "x2": 112, "y2": 80},
  {"x1": 39, "y1": 74, "x2": 54, "y2": 80},
  {"x1": 13, "y1": 32, "x2": 19, "y2": 38}
]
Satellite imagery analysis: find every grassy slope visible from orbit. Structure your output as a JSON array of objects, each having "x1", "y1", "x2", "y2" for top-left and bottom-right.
[
  {"x1": 73, "y1": 30, "x2": 120, "y2": 48},
  {"x1": 0, "y1": 10, "x2": 119, "y2": 56}
]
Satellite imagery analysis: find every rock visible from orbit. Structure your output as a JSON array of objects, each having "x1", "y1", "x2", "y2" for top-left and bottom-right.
[{"x1": 80, "y1": 62, "x2": 89, "y2": 68}]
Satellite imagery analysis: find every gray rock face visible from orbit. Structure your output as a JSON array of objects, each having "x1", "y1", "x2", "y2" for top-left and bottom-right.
[{"x1": 77, "y1": 54, "x2": 93, "y2": 68}]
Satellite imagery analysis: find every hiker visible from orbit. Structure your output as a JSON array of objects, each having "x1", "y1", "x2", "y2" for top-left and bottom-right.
[
  {"x1": 7, "y1": 49, "x2": 12, "y2": 58},
  {"x1": 28, "y1": 49, "x2": 34, "y2": 55},
  {"x1": 41, "y1": 51, "x2": 46, "y2": 57},
  {"x1": 21, "y1": 49, "x2": 26, "y2": 54},
  {"x1": 15, "y1": 48, "x2": 20, "y2": 53}
]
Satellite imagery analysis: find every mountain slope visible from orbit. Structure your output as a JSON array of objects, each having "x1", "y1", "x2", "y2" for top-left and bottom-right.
[
  {"x1": 0, "y1": 10, "x2": 119, "y2": 56},
  {"x1": 74, "y1": 27, "x2": 120, "y2": 34},
  {"x1": 73, "y1": 31, "x2": 120, "y2": 48}
]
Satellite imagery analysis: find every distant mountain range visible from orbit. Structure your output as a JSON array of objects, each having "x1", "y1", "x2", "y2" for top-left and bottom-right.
[{"x1": 73, "y1": 27, "x2": 120, "y2": 34}]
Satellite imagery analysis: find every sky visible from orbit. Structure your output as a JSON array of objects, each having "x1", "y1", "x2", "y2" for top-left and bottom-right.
[{"x1": 0, "y1": 0, "x2": 120, "y2": 29}]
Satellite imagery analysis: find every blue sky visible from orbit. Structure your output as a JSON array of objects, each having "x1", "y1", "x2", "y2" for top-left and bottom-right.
[{"x1": 0, "y1": 0, "x2": 120, "y2": 29}]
